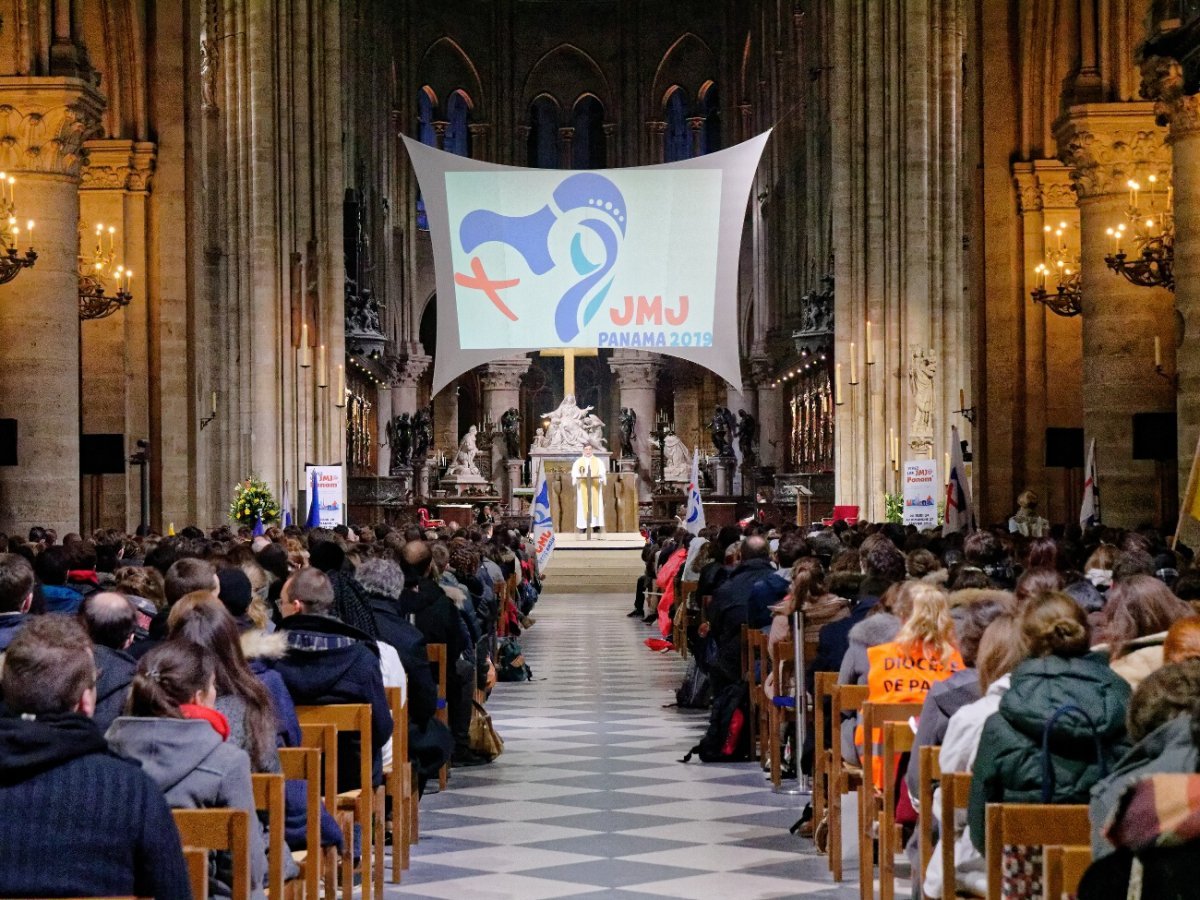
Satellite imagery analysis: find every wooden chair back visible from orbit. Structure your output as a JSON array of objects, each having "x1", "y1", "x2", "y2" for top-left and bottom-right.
[
  {"x1": 426, "y1": 643, "x2": 449, "y2": 790},
  {"x1": 767, "y1": 637, "x2": 798, "y2": 787},
  {"x1": 918, "y1": 745, "x2": 942, "y2": 889},
  {"x1": 385, "y1": 685, "x2": 411, "y2": 881},
  {"x1": 984, "y1": 804, "x2": 1090, "y2": 900},
  {"x1": 1043, "y1": 845, "x2": 1092, "y2": 900},
  {"x1": 278, "y1": 747, "x2": 321, "y2": 900},
  {"x1": 879, "y1": 721, "x2": 916, "y2": 900},
  {"x1": 251, "y1": 772, "x2": 286, "y2": 898},
  {"x1": 813, "y1": 671, "x2": 836, "y2": 838},
  {"x1": 184, "y1": 847, "x2": 209, "y2": 900},
  {"x1": 859, "y1": 702, "x2": 921, "y2": 900},
  {"x1": 298, "y1": 722, "x2": 338, "y2": 813},
  {"x1": 827, "y1": 682, "x2": 868, "y2": 882},
  {"x1": 940, "y1": 771, "x2": 973, "y2": 899},
  {"x1": 173, "y1": 808, "x2": 251, "y2": 900}
]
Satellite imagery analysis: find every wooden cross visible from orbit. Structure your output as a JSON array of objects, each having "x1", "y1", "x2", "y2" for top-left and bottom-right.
[{"x1": 539, "y1": 348, "x2": 598, "y2": 398}]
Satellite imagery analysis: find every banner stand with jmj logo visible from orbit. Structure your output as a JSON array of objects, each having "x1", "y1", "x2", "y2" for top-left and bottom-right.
[
  {"x1": 902, "y1": 460, "x2": 940, "y2": 530},
  {"x1": 303, "y1": 464, "x2": 345, "y2": 528}
]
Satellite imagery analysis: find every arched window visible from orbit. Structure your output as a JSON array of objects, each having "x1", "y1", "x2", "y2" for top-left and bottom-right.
[
  {"x1": 571, "y1": 95, "x2": 606, "y2": 169},
  {"x1": 527, "y1": 96, "x2": 560, "y2": 168},
  {"x1": 445, "y1": 91, "x2": 472, "y2": 157},
  {"x1": 700, "y1": 83, "x2": 721, "y2": 155},
  {"x1": 664, "y1": 87, "x2": 690, "y2": 162},
  {"x1": 416, "y1": 87, "x2": 437, "y2": 231}
]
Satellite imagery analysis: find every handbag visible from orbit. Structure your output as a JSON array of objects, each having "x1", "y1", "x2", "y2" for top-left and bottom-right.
[{"x1": 468, "y1": 700, "x2": 504, "y2": 760}]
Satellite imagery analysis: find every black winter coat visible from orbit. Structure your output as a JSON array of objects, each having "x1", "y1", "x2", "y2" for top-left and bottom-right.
[
  {"x1": 399, "y1": 578, "x2": 467, "y2": 687},
  {"x1": 707, "y1": 558, "x2": 775, "y2": 684},
  {"x1": 92, "y1": 643, "x2": 137, "y2": 733}
]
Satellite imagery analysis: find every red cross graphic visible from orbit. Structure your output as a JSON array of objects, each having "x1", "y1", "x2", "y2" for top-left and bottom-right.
[{"x1": 454, "y1": 256, "x2": 520, "y2": 321}]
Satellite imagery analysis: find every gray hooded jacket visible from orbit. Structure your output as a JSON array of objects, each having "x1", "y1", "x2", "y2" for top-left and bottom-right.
[{"x1": 106, "y1": 716, "x2": 267, "y2": 899}]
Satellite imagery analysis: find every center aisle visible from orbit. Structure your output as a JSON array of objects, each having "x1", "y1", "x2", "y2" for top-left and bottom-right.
[{"x1": 390, "y1": 592, "x2": 857, "y2": 899}]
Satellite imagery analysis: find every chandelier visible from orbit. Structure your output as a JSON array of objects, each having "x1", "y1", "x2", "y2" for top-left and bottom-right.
[
  {"x1": 1104, "y1": 175, "x2": 1174, "y2": 292},
  {"x1": 0, "y1": 173, "x2": 36, "y2": 285},
  {"x1": 1030, "y1": 221, "x2": 1082, "y2": 317},
  {"x1": 78, "y1": 223, "x2": 133, "y2": 320}
]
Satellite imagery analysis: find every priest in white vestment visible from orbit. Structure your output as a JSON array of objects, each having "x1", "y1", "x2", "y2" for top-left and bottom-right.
[{"x1": 571, "y1": 445, "x2": 606, "y2": 532}]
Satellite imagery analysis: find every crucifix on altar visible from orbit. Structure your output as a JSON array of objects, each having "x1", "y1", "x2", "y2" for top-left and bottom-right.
[{"x1": 539, "y1": 347, "x2": 599, "y2": 398}]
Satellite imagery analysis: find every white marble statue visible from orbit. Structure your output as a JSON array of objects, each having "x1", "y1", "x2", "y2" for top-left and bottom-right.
[
  {"x1": 659, "y1": 433, "x2": 691, "y2": 482},
  {"x1": 445, "y1": 425, "x2": 481, "y2": 477},
  {"x1": 541, "y1": 394, "x2": 607, "y2": 451}
]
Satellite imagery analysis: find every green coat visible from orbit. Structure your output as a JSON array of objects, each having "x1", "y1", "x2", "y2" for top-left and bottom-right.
[{"x1": 968, "y1": 653, "x2": 1131, "y2": 852}]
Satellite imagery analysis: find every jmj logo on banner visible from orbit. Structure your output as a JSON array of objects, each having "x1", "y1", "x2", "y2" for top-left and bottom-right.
[
  {"x1": 903, "y1": 461, "x2": 939, "y2": 530},
  {"x1": 446, "y1": 169, "x2": 721, "y2": 351}
]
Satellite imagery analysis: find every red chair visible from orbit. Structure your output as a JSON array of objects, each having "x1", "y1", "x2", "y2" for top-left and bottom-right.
[
  {"x1": 821, "y1": 505, "x2": 860, "y2": 526},
  {"x1": 417, "y1": 507, "x2": 445, "y2": 529}
]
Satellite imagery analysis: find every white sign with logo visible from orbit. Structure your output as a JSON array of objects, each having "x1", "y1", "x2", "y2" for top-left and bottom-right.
[
  {"x1": 903, "y1": 460, "x2": 940, "y2": 530},
  {"x1": 304, "y1": 465, "x2": 345, "y2": 528}
]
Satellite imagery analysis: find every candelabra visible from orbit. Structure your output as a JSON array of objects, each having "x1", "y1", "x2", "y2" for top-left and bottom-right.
[
  {"x1": 1104, "y1": 175, "x2": 1174, "y2": 292},
  {"x1": 0, "y1": 173, "x2": 36, "y2": 285},
  {"x1": 78, "y1": 222, "x2": 133, "y2": 320},
  {"x1": 1030, "y1": 221, "x2": 1082, "y2": 317}
]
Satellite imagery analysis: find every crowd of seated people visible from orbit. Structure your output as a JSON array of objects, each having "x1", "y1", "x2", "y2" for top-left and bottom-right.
[
  {"x1": 0, "y1": 518, "x2": 542, "y2": 898},
  {"x1": 639, "y1": 516, "x2": 1200, "y2": 898}
]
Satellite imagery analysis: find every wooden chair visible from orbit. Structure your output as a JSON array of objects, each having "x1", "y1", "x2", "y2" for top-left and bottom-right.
[
  {"x1": 828, "y1": 683, "x2": 869, "y2": 882},
  {"x1": 426, "y1": 643, "x2": 450, "y2": 791},
  {"x1": 298, "y1": 723, "x2": 341, "y2": 900},
  {"x1": 1042, "y1": 845, "x2": 1092, "y2": 900},
  {"x1": 384, "y1": 685, "x2": 412, "y2": 882},
  {"x1": 939, "y1": 771, "x2": 974, "y2": 900},
  {"x1": 251, "y1": 773, "x2": 287, "y2": 898},
  {"x1": 173, "y1": 808, "x2": 251, "y2": 900},
  {"x1": 984, "y1": 804, "x2": 1090, "y2": 900},
  {"x1": 918, "y1": 745, "x2": 941, "y2": 895},
  {"x1": 184, "y1": 847, "x2": 210, "y2": 900},
  {"x1": 767, "y1": 638, "x2": 799, "y2": 788},
  {"x1": 744, "y1": 628, "x2": 769, "y2": 762},
  {"x1": 277, "y1": 747, "x2": 321, "y2": 900},
  {"x1": 880, "y1": 721, "x2": 916, "y2": 900},
  {"x1": 296, "y1": 704, "x2": 384, "y2": 900},
  {"x1": 859, "y1": 702, "x2": 922, "y2": 900},
  {"x1": 813, "y1": 671, "x2": 837, "y2": 846}
]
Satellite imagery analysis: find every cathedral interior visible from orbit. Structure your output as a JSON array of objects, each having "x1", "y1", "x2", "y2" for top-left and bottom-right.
[{"x1": 0, "y1": 0, "x2": 1197, "y2": 536}]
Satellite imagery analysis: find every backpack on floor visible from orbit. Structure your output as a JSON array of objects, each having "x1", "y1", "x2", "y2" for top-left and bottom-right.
[
  {"x1": 681, "y1": 682, "x2": 749, "y2": 763},
  {"x1": 675, "y1": 658, "x2": 712, "y2": 709},
  {"x1": 495, "y1": 637, "x2": 532, "y2": 682}
]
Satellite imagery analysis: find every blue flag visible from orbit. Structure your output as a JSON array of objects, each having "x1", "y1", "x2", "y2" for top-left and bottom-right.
[
  {"x1": 252, "y1": 514, "x2": 265, "y2": 537},
  {"x1": 684, "y1": 448, "x2": 706, "y2": 535},
  {"x1": 530, "y1": 462, "x2": 556, "y2": 575},
  {"x1": 305, "y1": 469, "x2": 321, "y2": 529}
]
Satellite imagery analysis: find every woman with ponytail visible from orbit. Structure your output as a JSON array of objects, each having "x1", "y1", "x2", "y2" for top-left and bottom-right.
[
  {"x1": 106, "y1": 642, "x2": 267, "y2": 899},
  {"x1": 967, "y1": 592, "x2": 1130, "y2": 856}
]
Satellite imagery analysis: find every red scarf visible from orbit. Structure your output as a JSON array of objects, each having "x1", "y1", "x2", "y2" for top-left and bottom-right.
[
  {"x1": 67, "y1": 569, "x2": 99, "y2": 586},
  {"x1": 180, "y1": 704, "x2": 230, "y2": 741}
]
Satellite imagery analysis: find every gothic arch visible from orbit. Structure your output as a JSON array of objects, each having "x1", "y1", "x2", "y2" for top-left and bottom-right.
[
  {"x1": 79, "y1": 0, "x2": 149, "y2": 139},
  {"x1": 418, "y1": 36, "x2": 484, "y2": 117},
  {"x1": 521, "y1": 44, "x2": 612, "y2": 113},
  {"x1": 652, "y1": 32, "x2": 717, "y2": 116}
]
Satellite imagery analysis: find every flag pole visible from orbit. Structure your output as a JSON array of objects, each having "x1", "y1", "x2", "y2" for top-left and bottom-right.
[{"x1": 1171, "y1": 430, "x2": 1200, "y2": 550}]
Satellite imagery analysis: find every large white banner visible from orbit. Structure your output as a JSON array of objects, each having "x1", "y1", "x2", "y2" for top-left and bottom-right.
[
  {"x1": 304, "y1": 465, "x2": 345, "y2": 529},
  {"x1": 902, "y1": 460, "x2": 939, "y2": 530},
  {"x1": 404, "y1": 133, "x2": 771, "y2": 395}
]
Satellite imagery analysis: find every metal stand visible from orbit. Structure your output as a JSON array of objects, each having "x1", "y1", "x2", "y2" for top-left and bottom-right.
[{"x1": 772, "y1": 608, "x2": 812, "y2": 796}]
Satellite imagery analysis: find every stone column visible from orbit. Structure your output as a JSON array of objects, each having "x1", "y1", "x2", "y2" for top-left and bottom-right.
[
  {"x1": 557, "y1": 127, "x2": 575, "y2": 170},
  {"x1": 1056, "y1": 103, "x2": 1175, "y2": 528},
  {"x1": 608, "y1": 350, "x2": 660, "y2": 499},
  {"x1": 688, "y1": 116, "x2": 706, "y2": 158},
  {"x1": 468, "y1": 123, "x2": 491, "y2": 162},
  {"x1": 1143, "y1": 57, "x2": 1200, "y2": 518},
  {"x1": 479, "y1": 356, "x2": 529, "y2": 424},
  {"x1": 432, "y1": 380, "x2": 459, "y2": 455},
  {"x1": 0, "y1": 78, "x2": 103, "y2": 535},
  {"x1": 645, "y1": 121, "x2": 666, "y2": 165},
  {"x1": 375, "y1": 386, "x2": 392, "y2": 476},
  {"x1": 753, "y1": 359, "x2": 784, "y2": 470},
  {"x1": 389, "y1": 351, "x2": 431, "y2": 418}
]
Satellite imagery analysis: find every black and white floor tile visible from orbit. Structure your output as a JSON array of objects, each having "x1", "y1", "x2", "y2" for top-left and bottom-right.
[{"x1": 386, "y1": 592, "x2": 862, "y2": 899}]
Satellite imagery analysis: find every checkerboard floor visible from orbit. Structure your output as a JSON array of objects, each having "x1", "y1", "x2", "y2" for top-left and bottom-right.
[{"x1": 385, "y1": 591, "x2": 864, "y2": 899}]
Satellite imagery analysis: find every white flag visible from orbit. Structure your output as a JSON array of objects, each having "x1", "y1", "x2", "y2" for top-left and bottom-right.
[
  {"x1": 1080, "y1": 438, "x2": 1099, "y2": 529},
  {"x1": 943, "y1": 426, "x2": 974, "y2": 534},
  {"x1": 684, "y1": 449, "x2": 706, "y2": 535},
  {"x1": 530, "y1": 461, "x2": 556, "y2": 574}
]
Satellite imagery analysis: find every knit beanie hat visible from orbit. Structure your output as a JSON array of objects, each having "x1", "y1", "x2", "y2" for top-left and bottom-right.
[{"x1": 216, "y1": 568, "x2": 253, "y2": 618}]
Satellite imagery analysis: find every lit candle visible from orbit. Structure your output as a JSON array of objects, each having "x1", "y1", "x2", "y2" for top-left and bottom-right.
[
  {"x1": 865, "y1": 320, "x2": 874, "y2": 365},
  {"x1": 944, "y1": 452, "x2": 950, "y2": 480},
  {"x1": 849, "y1": 342, "x2": 858, "y2": 384},
  {"x1": 317, "y1": 344, "x2": 328, "y2": 387},
  {"x1": 834, "y1": 363, "x2": 843, "y2": 405},
  {"x1": 8, "y1": 177, "x2": 14, "y2": 208},
  {"x1": 1154, "y1": 336, "x2": 1162, "y2": 369},
  {"x1": 336, "y1": 363, "x2": 345, "y2": 399},
  {"x1": 211, "y1": 391, "x2": 217, "y2": 414},
  {"x1": 893, "y1": 432, "x2": 900, "y2": 466},
  {"x1": 25, "y1": 220, "x2": 32, "y2": 250},
  {"x1": 959, "y1": 388, "x2": 965, "y2": 411},
  {"x1": 889, "y1": 427, "x2": 895, "y2": 463}
]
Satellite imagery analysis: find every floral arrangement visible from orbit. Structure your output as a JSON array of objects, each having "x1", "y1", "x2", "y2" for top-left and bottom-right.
[
  {"x1": 883, "y1": 491, "x2": 903, "y2": 524},
  {"x1": 229, "y1": 477, "x2": 280, "y2": 526}
]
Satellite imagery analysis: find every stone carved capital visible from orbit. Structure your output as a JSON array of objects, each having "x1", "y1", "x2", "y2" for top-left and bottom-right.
[
  {"x1": 479, "y1": 357, "x2": 530, "y2": 392},
  {"x1": 750, "y1": 357, "x2": 777, "y2": 386},
  {"x1": 386, "y1": 353, "x2": 431, "y2": 388},
  {"x1": 608, "y1": 350, "x2": 661, "y2": 390},
  {"x1": 80, "y1": 139, "x2": 157, "y2": 192},
  {"x1": 0, "y1": 78, "x2": 105, "y2": 179},
  {"x1": 1140, "y1": 54, "x2": 1200, "y2": 139},
  {"x1": 1054, "y1": 103, "x2": 1170, "y2": 199},
  {"x1": 1013, "y1": 168, "x2": 1042, "y2": 214}
]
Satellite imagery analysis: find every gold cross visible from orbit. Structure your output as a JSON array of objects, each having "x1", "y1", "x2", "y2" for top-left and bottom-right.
[{"x1": 539, "y1": 347, "x2": 598, "y2": 397}]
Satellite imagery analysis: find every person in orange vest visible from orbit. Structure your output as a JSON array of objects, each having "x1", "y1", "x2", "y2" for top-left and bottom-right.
[{"x1": 856, "y1": 582, "x2": 964, "y2": 788}]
